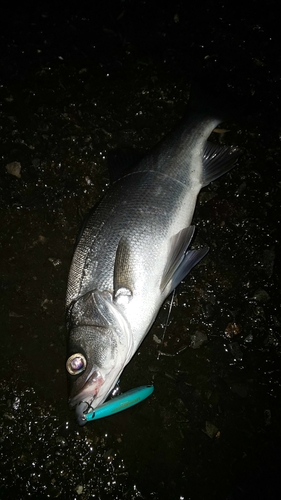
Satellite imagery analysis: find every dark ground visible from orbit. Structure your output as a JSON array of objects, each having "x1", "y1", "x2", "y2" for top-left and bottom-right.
[{"x1": 0, "y1": 1, "x2": 280, "y2": 499}]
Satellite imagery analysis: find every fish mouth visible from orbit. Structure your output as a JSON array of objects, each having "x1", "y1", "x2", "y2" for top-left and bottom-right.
[
  {"x1": 69, "y1": 366, "x2": 126, "y2": 425},
  {"x1": 69, "y1": 369, "x2": 105, "y2": 426},
  {"x1": 74, "y1": 399, "x2": 95, "y2": 426}
]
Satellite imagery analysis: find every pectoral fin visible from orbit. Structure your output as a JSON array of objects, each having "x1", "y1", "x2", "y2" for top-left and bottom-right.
[
  {"x1": 113, "y1": 238, "x2": 134, "y2": 305},
  {"x1": 160, "y1": 226, "x2": 208, "y2": 294}
]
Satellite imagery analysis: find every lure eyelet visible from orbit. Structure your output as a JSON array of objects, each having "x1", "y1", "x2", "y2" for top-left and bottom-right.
[{"x1": 66, "y1": 353, "x2": 87, "y2": 375}]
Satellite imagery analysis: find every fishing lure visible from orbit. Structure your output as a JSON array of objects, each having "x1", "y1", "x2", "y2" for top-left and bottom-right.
[{"x1": 85, "y1": 385, "x2": 154, "y2": 422}]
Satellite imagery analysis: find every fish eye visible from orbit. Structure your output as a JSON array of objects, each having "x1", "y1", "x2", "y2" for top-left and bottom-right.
[{"x1": 66, "y1": 353, "x2": 87, "y2": 375}]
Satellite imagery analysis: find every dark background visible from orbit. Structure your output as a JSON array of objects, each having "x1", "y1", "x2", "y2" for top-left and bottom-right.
[{"x1": 0, "y1": 1, "x2": 280, "y2": 499}]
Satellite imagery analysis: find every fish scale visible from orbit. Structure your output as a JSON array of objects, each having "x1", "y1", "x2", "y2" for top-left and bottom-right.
[{"x1": 67, "y1": 170, "x2": 189, "y2": 304}]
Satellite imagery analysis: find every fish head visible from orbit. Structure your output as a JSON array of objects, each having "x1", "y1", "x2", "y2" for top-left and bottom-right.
[{"x1": 66, "y1": 290, "x2": 133, "y2": 425}]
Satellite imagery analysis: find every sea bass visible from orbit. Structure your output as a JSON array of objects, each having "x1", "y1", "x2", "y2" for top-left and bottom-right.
[{"x1": 65, "y1": 90, "x2": 241, "y2": 425}]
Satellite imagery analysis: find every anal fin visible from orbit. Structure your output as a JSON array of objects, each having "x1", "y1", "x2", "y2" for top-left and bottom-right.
[{"x1": 202, "y1": 142, "x2": 243, "y2": 187}]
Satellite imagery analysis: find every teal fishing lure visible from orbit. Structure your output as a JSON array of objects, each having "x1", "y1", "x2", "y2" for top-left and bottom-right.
[{"x1": 85, "y1": 385, "x2": 154, "y2": 422}]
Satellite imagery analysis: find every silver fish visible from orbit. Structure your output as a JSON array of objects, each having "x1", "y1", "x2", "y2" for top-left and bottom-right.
[{"x1": 65, "y1": 92, "x2": 242, "y2": 425}]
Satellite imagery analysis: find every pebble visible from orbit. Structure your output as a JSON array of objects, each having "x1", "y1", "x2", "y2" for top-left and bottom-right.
[
  {"x1": 230, "y1": 383, "x2": 248, "y2": 398},
  {"x1": 203, "y1": 421, "x2": 220, "y2": 438},
  {"x1": 6, "y1": 161, "x2": 21, "y2": 178},
  {"x1": 190, "y1": 331, "x2": 208, "y2": 349},
  {"x1": 75, "y1": 485, "x2": 83, "y2": 495},
  {"x1": 251, "y1": 289, "x2": 270, "y2": 303},
  {"x1": 224, "y1": 322, "x2": 242, "y2": 339},
  {"x1": 228, "y1": 342, "x2": 243, "y2": 361}
]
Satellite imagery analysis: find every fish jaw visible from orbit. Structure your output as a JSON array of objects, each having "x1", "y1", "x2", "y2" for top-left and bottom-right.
[
  {"x1": 66, "y1": 290, "x2": 134, "y2": 425},
  {"x1": 69, "y1": 364, "x2": 127, "y2": 425},
  {"x1": 69, "y1": 368, "x2": 105, "y2": 425}
]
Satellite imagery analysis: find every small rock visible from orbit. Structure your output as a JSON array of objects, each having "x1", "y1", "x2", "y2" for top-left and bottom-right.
[
  {"x1": 153, "y1": 334, "x2": 162, "y2": 344},
  {"x1": 263, "y1": 248, "x2": 275, "y2": 278},
  {"x1": 235, "y1": 181, "x2": 247, "y2": 196},
  {"x1": 85, "y1": 175, "x2": 93, "y2": 185},
  {"x1": 41, "y1": 298, "x2": 52, "y2": 310},
  {"x1": 6, "y1": 161, "x2": 21, "y2": 178},
  {"x1": 202, "y1": 302, "x2": 215, "y2": 320},
  {"x1": 9, "y1": 311, "x2": 23, "y2": 318},
  {"x1": 228, "y1": 342, "x2": 243, "y2": 361},
  {"x1": 32, "y1": 235, "x2": 47, "y2": 247},
  {"x1": 264, "y1": 409, "x2": 271, "y2": 426},
  {"x1": 230, "y1": 383, "x2": 248, "y2": 398},
  {"x1": 190, "y1": 331, "x2": 208, "y2": 349},
  {"x1": 203, "y1": 421, "x2": 219, "y2": 438},
  {"x1": 224, "y1": 322, "x2": 242, "y2": 339},
  {"x1": 244, "y1": 333, "x2": 254, "y2": 343},
  {"x1": 200, "y1": 191, "x2": 217, "y2": 204},
  {"x1": 3, "y1": 413, "x2": 15, "y2": 421},
  {"x1": 32, "y1": 158, "x2": 41, "y2": 168},
  {"x1": 254, "y1": 305, "x2": 266, "y2": 318},
  {"x1": 251, "y1": 289, "x2": 270, "y2": 303},
  {"x1": 55, "y1": 436, "x2": 68, "y2": 448},
  {"x1": 48, "y1": 258, "x2": 62, "y2": 267}
]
